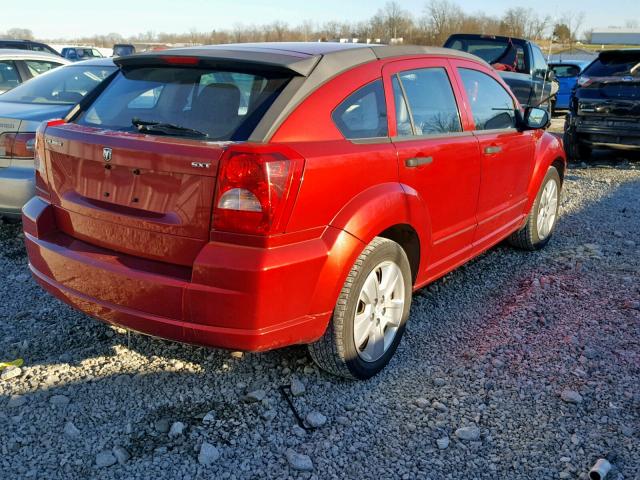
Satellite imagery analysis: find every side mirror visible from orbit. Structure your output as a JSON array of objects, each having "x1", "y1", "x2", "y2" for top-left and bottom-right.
[
  {"x1": 521, "y1": 107, "x2": 550, "y2": 130},
  {"x1": 546, "y1": 70, "x2": 556, "y2": 81}
]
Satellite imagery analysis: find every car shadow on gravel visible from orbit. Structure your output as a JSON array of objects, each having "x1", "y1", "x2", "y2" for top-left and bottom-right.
[{"x1": 1, "y1": 163, "x2": 639, "y2": 479}]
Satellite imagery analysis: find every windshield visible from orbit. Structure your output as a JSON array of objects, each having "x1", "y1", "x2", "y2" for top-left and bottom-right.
[
  {"x1": 584, "y1": 53, "x2": 640, "y2": 77},
  {"x1": 76, "y1": 66, "x2": 291, "y2": 141},
  {"x1": 0, "y1": 64, "x2": 116, "y2": 105},
  {"x1": 446, "y1": 38, "x2": 526, "y2": 73}
]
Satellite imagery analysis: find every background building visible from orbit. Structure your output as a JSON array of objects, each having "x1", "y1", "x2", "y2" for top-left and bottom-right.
[{"x1": 590, "y1": 28, "x2": 640, "y2": 45}]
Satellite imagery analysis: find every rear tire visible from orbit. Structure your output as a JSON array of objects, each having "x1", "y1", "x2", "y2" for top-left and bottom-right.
[
  {"x1": 308, "y1": 237, "x2": 412, "y2": 380},
  {"x1": 508, "y1": 167, "x2": 561, "y2": 251},
  {"x1": 564, "y1": 128, "x2": 591, "y2": 161}
]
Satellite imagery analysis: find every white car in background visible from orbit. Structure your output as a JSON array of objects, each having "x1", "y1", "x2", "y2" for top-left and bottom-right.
[{"x1": 0, "y1": 50, "x2": 69, "y2": 94}]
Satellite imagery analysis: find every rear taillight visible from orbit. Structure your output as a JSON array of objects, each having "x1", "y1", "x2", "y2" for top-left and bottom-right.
[
  {"x1": 0, "y1": 132, "x2": 36, "y2": 159},
  {"x1": 34, "y1": 119, "x2": 65, "y2": 199},
  {"x1": 213, "y1": 148, "x2": 304, "y2": 235},
  {"x1": 577, "y1": 76, "x2": 592, "y2": 87}
]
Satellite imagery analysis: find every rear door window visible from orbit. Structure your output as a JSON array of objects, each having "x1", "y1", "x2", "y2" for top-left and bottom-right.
[
  {"x1": 446, "y1": 38, "x2": 526, "y2": 73},
  {"x1": 332, "y1": 79, "x2": 388, "y2": 139},
  {"x1": 458, "y1": 68, "x2": 516, "y2": 130},
  {"x1": 77, "y1": 66, "x2": 291, "y2": 141},
  {"x1": 0, "y1": 64, "x2": 116, "y2": 104},
  {"x1": 0, "y1": 61, "x2": 21, "y2": 90},
  {"x1": 25, "y1": 60, "x2": 62, "y2": 77},
  {"x1": 391, "y1": 67, "x2": 461, "y2": 136}
]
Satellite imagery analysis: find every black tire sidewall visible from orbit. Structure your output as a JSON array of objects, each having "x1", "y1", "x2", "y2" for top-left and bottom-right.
[
  {"x1": 564, "y1": 127, "x2": 591, "y2": 161},
  {"x1": 340, "y1": 241, "x2": 412, "y2": 380}
]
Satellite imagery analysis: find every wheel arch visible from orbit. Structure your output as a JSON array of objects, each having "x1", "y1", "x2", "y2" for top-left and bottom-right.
[
  {"x1": 526, "y1": 133, "x2": 567, "y2": 212},
  {"x1": 308, "y1": 183, "x2": 430, "y2": 322},
  {"x1": 330, "y1": 182, "x2": 430, "y2": 281},
  {"x1": 378, "y1": 224, "x2": 421, "y2": 284}
]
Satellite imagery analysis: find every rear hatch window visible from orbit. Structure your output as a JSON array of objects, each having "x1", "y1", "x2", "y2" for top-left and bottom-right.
[
  {"x1": 580, "y1": 52, "x2": 640, "y2": 99},
  {"x1": 445, "y1": 37, "x2": 526, "y2": 73},
  {"x1": 77, "y1": 66, "x2": 292, "y2": 141}
]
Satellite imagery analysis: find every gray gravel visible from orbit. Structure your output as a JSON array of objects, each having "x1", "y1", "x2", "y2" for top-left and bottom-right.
[{"x1": 1, "y1": 154, "x2": 639, "y2": 479}]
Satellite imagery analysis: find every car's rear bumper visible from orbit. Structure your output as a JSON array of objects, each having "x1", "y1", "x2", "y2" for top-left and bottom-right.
[
  {"x1": 0, "y1": 164, "x2": 34, "y2": 218},
  {"x1": 572, "y1": 116, "x2": 640, "y2": 150},
  {"x1": 22, "y1": 197, "x2": 348, "y2": 352}
]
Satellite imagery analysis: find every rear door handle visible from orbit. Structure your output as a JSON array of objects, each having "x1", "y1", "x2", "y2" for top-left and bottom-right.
[
  {"x1": 484, "y1": 146, "x2": 502, "y2": 155},
  {"x1": 405, "y1": 156, "x2": 433, "y2": 168}
]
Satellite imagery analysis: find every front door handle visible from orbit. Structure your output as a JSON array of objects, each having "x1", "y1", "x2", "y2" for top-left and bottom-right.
[
  {"x1": 405, "y1": 156, "x2": 433, "y2": 168},
  {"x1": 484, "y1": 146, "x2": 502, "y2": 155}
]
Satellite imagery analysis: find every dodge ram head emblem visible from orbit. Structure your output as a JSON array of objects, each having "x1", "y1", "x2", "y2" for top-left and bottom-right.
[{"x1": 103, "y1": 147, "x2": 112, "y2": 162}]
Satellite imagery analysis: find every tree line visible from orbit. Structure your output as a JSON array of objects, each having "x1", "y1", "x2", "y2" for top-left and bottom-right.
[{"x1": 2, "y1": 1, "x2": 588, "y2": 48}]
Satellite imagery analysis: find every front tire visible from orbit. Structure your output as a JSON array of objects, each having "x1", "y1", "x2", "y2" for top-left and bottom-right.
[
  {"x1": 308, "y1": 237, "x2": 412, "y2": 380},
  {"x1": 508, "y1": 166, "x2": 561, "y2": 251}
]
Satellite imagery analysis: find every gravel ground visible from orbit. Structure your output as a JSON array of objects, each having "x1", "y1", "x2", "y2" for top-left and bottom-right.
[{"x1": 1, "y1": 147, "x2": 639, "y2": 479}]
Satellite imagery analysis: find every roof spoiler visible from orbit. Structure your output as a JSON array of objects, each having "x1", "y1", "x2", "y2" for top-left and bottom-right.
[{"x1": 114, "y1": 50, "x2": 321, "y2": 76}]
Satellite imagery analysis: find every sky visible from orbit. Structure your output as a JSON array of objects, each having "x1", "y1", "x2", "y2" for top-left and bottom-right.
[{"x1": 2, "y1": 0, "x2": 639, "y2": 39}]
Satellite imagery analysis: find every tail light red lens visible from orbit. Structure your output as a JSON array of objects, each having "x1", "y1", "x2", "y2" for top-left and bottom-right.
[
  {"x1": 34, "y1": 119, "x2": 65, "y2": 199},
  {"x1": 213, "y1": 148, "x2": 304, "y2": 235},
  {"x1": 0, "y1": 132, "x2": 36, "y2": 159},
  {"x1": 577, "y1": 76, "x2": 593, "y2": 87}
]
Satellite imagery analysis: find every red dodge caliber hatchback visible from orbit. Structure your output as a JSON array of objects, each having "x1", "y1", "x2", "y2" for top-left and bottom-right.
[{"x1": 23, "y1": 43, "x2": 565, "y2": 379}]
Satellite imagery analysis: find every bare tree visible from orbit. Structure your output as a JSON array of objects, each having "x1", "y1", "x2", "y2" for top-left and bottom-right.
[
  {"x1": 375, "y1": 1, "x2": 413, "y2": 41},
  {"x1": 5, "y1": 28, "x2": 34, "y2": 40},
  {"x1": 560, "y1": 11, "x2": 586, "y2": 42},
  {"x1": 425, "y1": 0, "x2": 464, "y2": 45},
  {"x1": 33, "y1": 1, "x2": 596, "y2": 51}
]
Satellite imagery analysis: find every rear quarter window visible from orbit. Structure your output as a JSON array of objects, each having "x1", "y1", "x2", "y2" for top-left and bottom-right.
[
  {"x1": 584, "y1": 53, "x2": 640, "y2": 77},
  {"x1": 332, "y1": 79, "x2": 388, "y2": 140}
]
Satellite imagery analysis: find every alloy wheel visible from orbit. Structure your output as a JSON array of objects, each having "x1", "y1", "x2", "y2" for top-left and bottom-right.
[
  {"x1": 353, "y1": 260, "x2": 406, "y2": 362},
  {"x1": 537, "y1": 178, "x2": 558, "y2": 240}
]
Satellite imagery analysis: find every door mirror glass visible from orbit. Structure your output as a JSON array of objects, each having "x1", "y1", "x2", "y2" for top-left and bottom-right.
[{"x1": 524, "y1": 107, "x2": 549, "y2": 129}]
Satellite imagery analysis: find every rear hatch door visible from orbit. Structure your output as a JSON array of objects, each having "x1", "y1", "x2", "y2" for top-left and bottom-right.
[
  {"x1": 44, "y1": 123, "x2": 225, "y2": 266},
  {"x1": 577, "y1": 51, "x2": 640, "y2": 119},
  {"x1": 41, "y1": 55, "x2": 298, "y2": 266}
]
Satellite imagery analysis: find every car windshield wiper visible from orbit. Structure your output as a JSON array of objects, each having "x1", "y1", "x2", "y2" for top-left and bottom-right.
[{"x1": 131, "y1": 118, "x2": 208, "y2": 139}]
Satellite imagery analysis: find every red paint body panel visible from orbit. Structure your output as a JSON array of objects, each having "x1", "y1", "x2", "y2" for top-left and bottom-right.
[{"x1": 23, "y1": 51, "x2": 566, "y2": 352}]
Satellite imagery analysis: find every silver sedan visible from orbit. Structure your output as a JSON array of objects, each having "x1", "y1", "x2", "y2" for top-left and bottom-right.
[{"x1": 0, "y1": 58, "x2": 116, "y2": 218}]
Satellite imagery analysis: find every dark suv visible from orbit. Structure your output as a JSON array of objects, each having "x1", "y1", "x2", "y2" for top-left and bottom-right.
[
  {"x1": 0, "y1": 39, "x2": 60, "y2": 56},
  {"x1": 564, "y1": 49, "x2": 640, "y2": 160}
]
